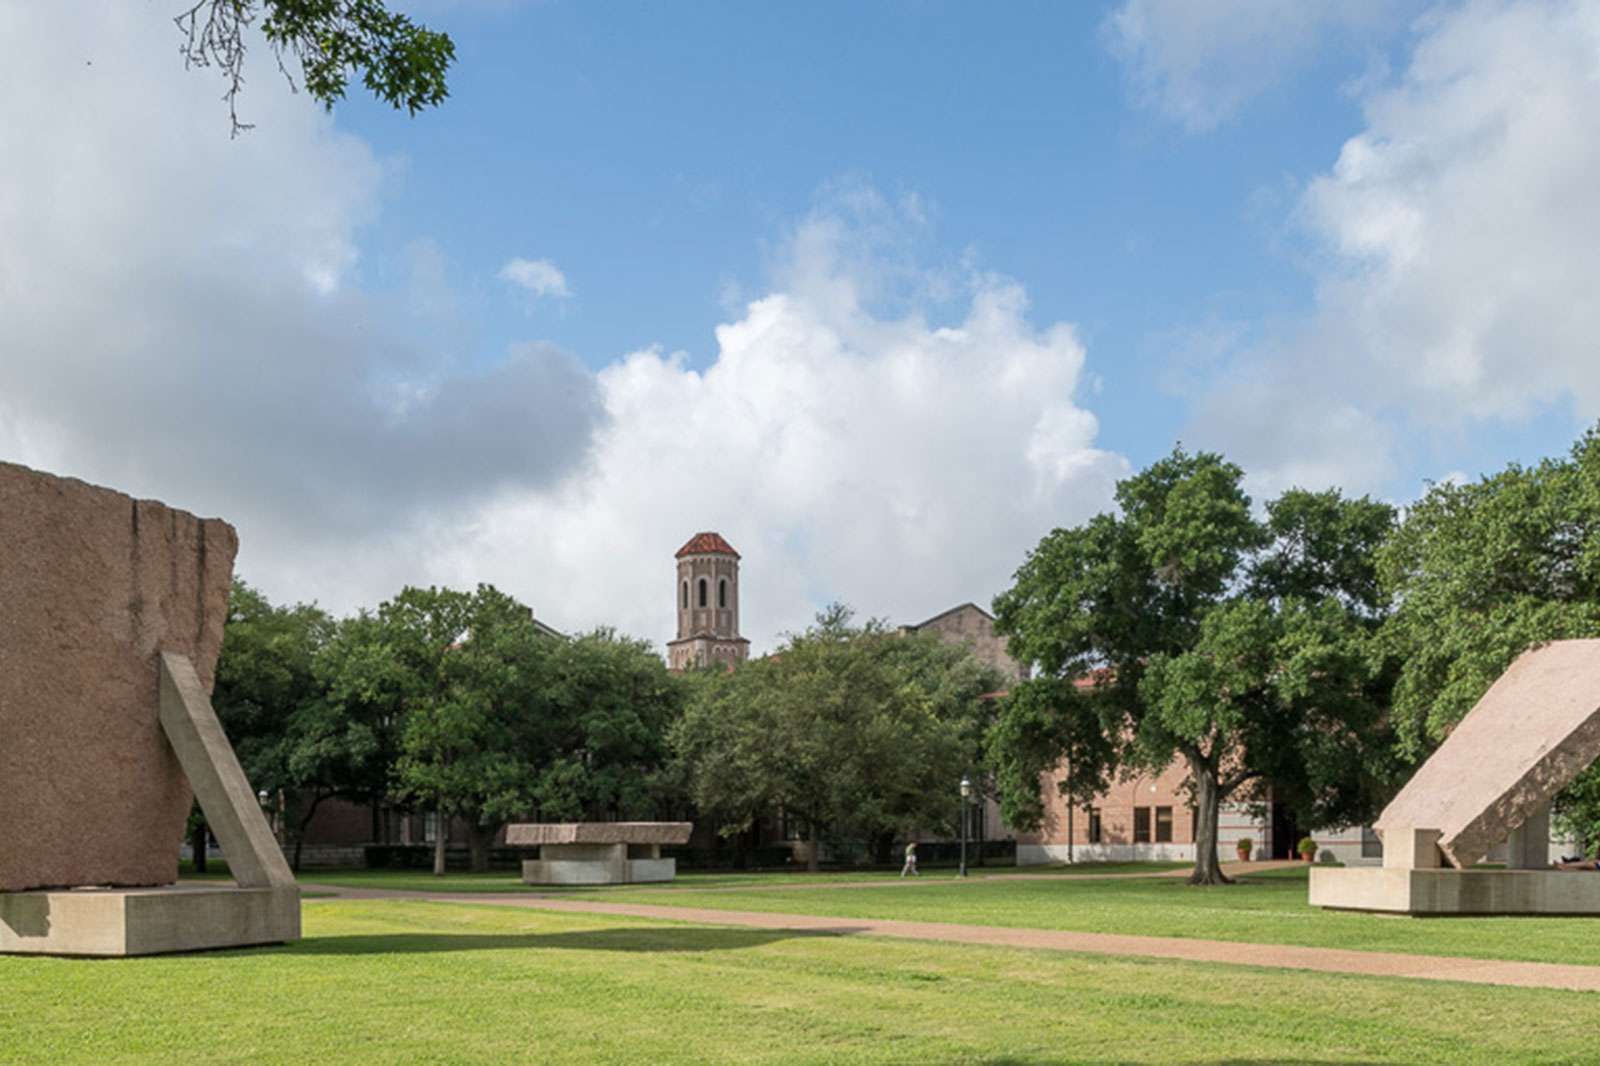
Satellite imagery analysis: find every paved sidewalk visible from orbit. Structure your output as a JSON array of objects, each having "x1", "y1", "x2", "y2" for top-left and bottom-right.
[{"x1": 301, "y1": 881, "x2": 1600, "y2": 993}]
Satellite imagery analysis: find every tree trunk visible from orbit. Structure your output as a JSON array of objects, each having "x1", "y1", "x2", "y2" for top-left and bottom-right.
[
  {"x1": 433, "y1": 811, "x2": 448, "y2": 876},
  {"x1": 467, "y1": 823, "x2": 494, "y2": 873},
  {"x1": 807, "y1": 821, "x2": 820, "y2": 873},
  {"x1": 191, "y1": 820, "x2": 208, "y2": 874},
  {"x1": 292, "y1": 793, "x2": 329, "y2": 874},
  {"x1": 872, "y1": 831, "x2": 894, "y2": 866},
  {"x1": 1187, "y1": 758, "x2": 1232, "y2": 886}
]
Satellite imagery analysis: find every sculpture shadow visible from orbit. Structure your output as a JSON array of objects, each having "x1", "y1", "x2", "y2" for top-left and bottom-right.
[{"x1": 273, "y1": 924, "x2": 856, "y2": 957}]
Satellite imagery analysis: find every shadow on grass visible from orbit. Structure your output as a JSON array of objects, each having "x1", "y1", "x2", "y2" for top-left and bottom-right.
[{"x1": 276, "y1": 925, "x2": 857, "y2": 957}]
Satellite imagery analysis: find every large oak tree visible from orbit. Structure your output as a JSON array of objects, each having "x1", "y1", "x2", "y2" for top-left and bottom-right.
[{"x1": 989, "y1": 448, "x2": 1398, "y2": 884}]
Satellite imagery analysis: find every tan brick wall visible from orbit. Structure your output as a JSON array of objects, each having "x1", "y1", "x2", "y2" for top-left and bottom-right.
[{"x1": 910, "y1": 604, "x2": 1026, "y2": 681}]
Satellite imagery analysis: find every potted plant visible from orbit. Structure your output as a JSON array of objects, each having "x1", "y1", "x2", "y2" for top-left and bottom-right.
[
  {"x1": 1298, "y1": 836, "x2": 1319, "y2": 863},
  {"x1": 1235, "y1": 838, "x2": 1253, "y2": 861}
]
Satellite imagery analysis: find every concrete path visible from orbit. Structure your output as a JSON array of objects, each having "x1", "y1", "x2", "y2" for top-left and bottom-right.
[{"x1": 301, "y1": 881, "x2": 1600, "y2": 993}]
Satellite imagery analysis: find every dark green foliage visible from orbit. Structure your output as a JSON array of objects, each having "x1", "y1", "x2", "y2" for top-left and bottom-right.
[
  {"x1": 671, "y1": 605, "x2": 1004, "y2": 870},
  {"x1": 991, "y1": 447, "x2": 1398, "y2": 884},
  {"x1": 175, "y1": 0, "x2": 455, "y2": 134},
  {"x1": 1380, "y1": 425, "x2": 1600, "y2": 849}
]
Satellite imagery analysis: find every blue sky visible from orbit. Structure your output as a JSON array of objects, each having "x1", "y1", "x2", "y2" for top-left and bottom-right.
[
  {"x1": 344, "y1": 2, "x2": 1376, "y2": 462},
  {"x1": 3, "y1": 1, "x2": 1598, "y2": 650}
]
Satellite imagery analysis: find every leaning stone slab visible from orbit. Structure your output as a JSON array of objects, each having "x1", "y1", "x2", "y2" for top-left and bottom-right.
[
  {"x1": 0, "y1": 463, "x2": 237, "y2": 892},
  {"x1": 1375, "y1": 640, "x2": 1600, "y2": 869},
  {"x1": 505, "y1": 822, "x2": 693, "y2": 847}
]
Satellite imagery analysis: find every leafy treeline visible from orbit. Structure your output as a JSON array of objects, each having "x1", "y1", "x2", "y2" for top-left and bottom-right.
[
  {"x1": 212, "y1": 587, "x2": 1001, "y2": 875},
  {"x1": 988, "y1": 425, "x2": 1600, "y2": 883},
  {"x1": 214, "y1": 582, "x2": 682, "y2": 874},
  {"x1": 673, "y1": 606, "x2": 1005, "y2": 871}
]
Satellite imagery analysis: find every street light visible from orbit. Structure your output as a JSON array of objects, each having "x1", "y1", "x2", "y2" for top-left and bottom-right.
[{"x1": 959, "y1": 776, "x2": 973, "y2": 878}]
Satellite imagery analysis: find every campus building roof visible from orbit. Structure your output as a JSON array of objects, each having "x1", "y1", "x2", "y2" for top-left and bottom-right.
[{"x1": 675, "y1": 531, "x2": 740, "y2": 558}]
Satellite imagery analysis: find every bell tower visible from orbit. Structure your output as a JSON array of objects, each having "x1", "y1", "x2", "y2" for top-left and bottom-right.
[{"x1": 667, "y1": 531, "x2": 750, "y2": 671}]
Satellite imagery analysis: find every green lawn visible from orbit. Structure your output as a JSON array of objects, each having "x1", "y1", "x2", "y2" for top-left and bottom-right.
[
  {"x1": 285, "y1": 861, "x2": 1190, "y2": 895},
  {"x1": 3, "y1": 899, "x2": 1598, "y2": 1065},
  {"x1": 586, "y1": 866, "x2": 1600, "y2": 965}
]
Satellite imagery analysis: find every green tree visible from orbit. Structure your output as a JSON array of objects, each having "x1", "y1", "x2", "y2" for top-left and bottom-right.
[
  {"x1": 672, "y1": 606, "x2": 1001, "y2": 871},
  {"x1": 526, "y1": 629, "x2": 687, "y2": 822},
  {"x1": 990, "y1": 449, "x2": 1397, "y2": 885},
  {"x1": 370, "y1": 585, "x2": 549, "y2": 874},
  {"x1": 210, "y1": 579, "x2": 338, "y2": 871},
  {"x1": 1379, "y1": 426, "x2": 1600, "y2": 852},
  {"x1": 175, "y1": 0, "x2": 455, "y2": 135}
]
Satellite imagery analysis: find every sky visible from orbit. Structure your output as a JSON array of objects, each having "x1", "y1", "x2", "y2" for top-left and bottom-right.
[{"x1": 3, "y1": 1, "x2": 1599, "y2": 654}]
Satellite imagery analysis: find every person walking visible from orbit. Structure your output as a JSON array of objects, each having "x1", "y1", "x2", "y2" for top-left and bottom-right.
[{"x1": 900, "y1": 840, "x2": 919, "y2": 878}]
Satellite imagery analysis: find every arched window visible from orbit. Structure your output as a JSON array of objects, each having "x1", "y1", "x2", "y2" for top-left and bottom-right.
[
  {"x1": 698, "y1": 577, "x2": 708, "y2": 608},
  {"x1": 718, "y1": 578, "x2": 727, "y2": 608},
  {"x1": 681, "y1": 581, "x2": 688, "y2": 609}
]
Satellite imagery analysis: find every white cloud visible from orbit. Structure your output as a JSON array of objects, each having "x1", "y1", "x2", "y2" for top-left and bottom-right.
[
  {"x1": 1174, "y1": 1, "x2": 1600, "y2": 497},
  {"x1": 0, "y1": 2, "x2": 601, "y2": 609},
  {"x1": 1104, "y1": 0, "x2": 1416, "y2": 132},
  {"x1": 0, "y1": 7, "x2": 1123, "y2": 649},
  {"x1": 499, "y1": 257, "x2": 571, "y2": 299},
  {"x1": 430, "y1": 193, "x2": 1127, "y2": 652}
]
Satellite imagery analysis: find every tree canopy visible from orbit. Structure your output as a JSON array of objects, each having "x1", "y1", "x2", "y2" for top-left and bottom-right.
[
  {"x1": 990, "y1": 448, "x2": 1398, "y2": 884},
  {"x1": 1380, "y1": 425, "x2": 1600, "y2": 850},
  {"x1": 175, "y1": 0, "x2": 455, "y2": 135},
  {"x1": 671, "y1": 605, "x2": 1003, "y2": 870}
]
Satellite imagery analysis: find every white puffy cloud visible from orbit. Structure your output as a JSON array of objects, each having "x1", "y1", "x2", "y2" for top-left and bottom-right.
[
  {"x1": 0, "y1": 2, "x2": 601, "y2": 607},
  {"x1": 1179, "y1": 0, "x2": 1600, "y2": 495},
  {"x1": 499, "y1": 257, "x2": 571, "y2": 299},
  {"x1": 1104, "y1": 0, "x2": 1415, "y2": 131},
  {"x1": 0, "y1": 7, "x2": 1122, "y2": 649},
  {"x1": 430, "y1": 193, "x2": 1127, "y2": 652}
]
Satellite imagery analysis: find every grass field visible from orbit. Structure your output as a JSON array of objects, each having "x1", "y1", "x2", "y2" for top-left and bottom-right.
[
  {"x1": 581, "y1": 866, "x2": 1600, "y2": 965},
  {"x1": 284, "y1": 861, "x2": 1191, "y2": 895},
  {"x1": 4, "y1": 898, "x2": 1600, "y2": 1065}
]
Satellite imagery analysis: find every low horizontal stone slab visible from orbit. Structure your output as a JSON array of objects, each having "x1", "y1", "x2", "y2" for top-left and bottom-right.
[
  {"x1": 505, "y1": 822, "x2": 692, "y2": 847},
  {"x1": 1310, "y1": 866, "x2": 1600, "y2": 916},
  {"x1": 0, "y1": 884, "x2": 301, "y2": 956}
]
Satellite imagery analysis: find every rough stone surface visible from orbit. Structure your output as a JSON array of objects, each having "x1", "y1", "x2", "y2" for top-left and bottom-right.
[
  {"x1": 0, "y1": 462, "x2": 237, "y2": 892},
  {"x1": 504, "y1": 822, "x2": 693, "y2": 846},
  {"x1": 1375, "y1": 640, "x2": 1600, "y2": 868}
]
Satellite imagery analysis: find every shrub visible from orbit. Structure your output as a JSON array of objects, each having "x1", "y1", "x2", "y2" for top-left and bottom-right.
[{"x1": 1297, "y1": 836, "x2": 1319, "y2": 857}]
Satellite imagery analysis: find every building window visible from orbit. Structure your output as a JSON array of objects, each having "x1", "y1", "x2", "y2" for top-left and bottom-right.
[
  {"x1": 1087, "y1": 808, "x2": 1102, "y2": 844},
  {"x1": 698, "y1": 577, "x2": 708, "y2": 608},
  {"x1": 718, "y1": 577, "x2": 727, "y2": 608},
  {"x1": 1361, "y1": 826, "x2": 1383, "y2": 859},
  {"x1": 681, "y1": 581, "x2": 688, "y2": 609},
  {"x1": 1133, "y1": 807, "x2": 1151, "y2": 844},
  {"x1": 1155, "y1": 806, "x2": 1173, "y2": 844}
]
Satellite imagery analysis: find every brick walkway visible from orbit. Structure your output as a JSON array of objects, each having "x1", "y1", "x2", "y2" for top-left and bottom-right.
[{"x1": 302, "y1": 881, "x2": 1600, "y2": 993}]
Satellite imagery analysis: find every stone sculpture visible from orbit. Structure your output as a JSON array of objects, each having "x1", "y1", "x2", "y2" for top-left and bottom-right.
[
  {"x1": 1311, "y1": 639, "x2": 1600, "y2": 915},
  {"x1": 506, "y1": 822, "x2": 693, "y2": 885},
  {"x1": 0, "y1": 462, "x2": 299, "y2": 954}
]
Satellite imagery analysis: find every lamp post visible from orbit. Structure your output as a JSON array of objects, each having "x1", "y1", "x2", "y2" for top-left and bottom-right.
[{"x1": 959, "y1": 776, "x2": 972, "y2": 878}]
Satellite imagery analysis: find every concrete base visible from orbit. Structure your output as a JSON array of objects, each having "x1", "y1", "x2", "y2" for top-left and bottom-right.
[
  {"x1": 521, "y1": 843, "x2": 677, "y2": 886},
  {"x1": 0, "y1": 884, "x2": 301, "y2": 956},
  {"x1": 1310, "y1": 866, "x2": 1600, "y2": 916}
]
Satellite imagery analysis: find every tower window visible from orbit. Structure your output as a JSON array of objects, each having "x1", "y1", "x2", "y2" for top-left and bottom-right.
[
  {"x1": 718, "y1": 578, "x2": 727, "y2": 608},
  {"x1": 698, "y1": 578, "x2": 708, "y2": 608},
  {"x1": 681, "y1": 581, "x2": 688, "y2": 609}
]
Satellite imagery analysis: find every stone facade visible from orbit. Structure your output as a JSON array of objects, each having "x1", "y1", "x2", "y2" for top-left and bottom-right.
[
  {"x1": 901, "y1": 603, "x2": 1027, "y2": 682},
  {"x1": 666, "y1": 532, "x2": 750, "y2": 670},
  {"x1": 0, "y1": 462, "x2": 236, "y2": 892}
]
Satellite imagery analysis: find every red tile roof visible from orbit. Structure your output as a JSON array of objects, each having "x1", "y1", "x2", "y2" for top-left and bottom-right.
[{"x1": 676, "y1": 531, "x2": 740, "y2": 558}]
